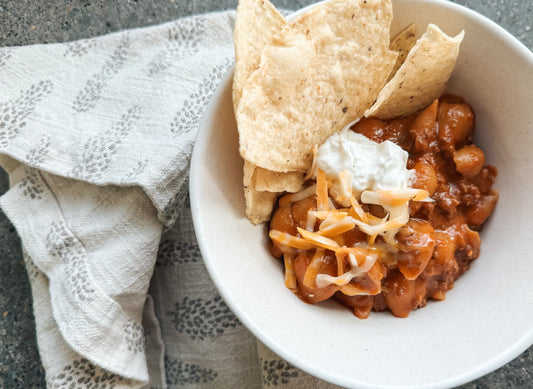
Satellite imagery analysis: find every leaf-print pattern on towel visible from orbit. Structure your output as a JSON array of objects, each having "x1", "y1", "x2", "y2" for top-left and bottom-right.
[
  {"x1": 22, "y1": 248, "x2": 44, "y2": 281},
  {"x1": 165, "y1": 356, "x2": 218, "y2": 386},
  {"x1": 0, "y1": 47, "x2": 13, "y2": 67},
  {"x1": 167, "y1": 295, "x2": 241, "y2": 341},
  {"x1": 47, "y1": 358, "x2": 131, "y2": 389},
  {"x1": 158, "y1": 169, "x2": 188, "y2": 227},
  {"x1": 170, "y1": 57, "x2": 232, "y2": 138},
  {"x1": 123, "y1": 319, "x2": 145, "y2": 354},
  {"x1": 123, "y1": 158, "x2": 149, "y2": 182},
  {"x1": 25, "y1": 134, "x2": 51, "y2": 165},
  {"x1": 260, "y1": 358, "x2": 299, "y2": 387},
  {"x1": 46, "y1": 221, "x2": 95, "y2": 302},
  {"x1": 64, "y1": 38, "x2": 97, "y2": 57},
  {"x1": 156, "y1": 239, "x2": 201, "y2": 266},
  {"x1": 147, "y1": 15, "x2": 207, "y2": 76},
  {"x1": 19, "y1": 167, "x2": 44, "y2": 200},
  {"x1": 72, "y1": 105, "x2": 141, "y2": 181},
  {"x1": 0, "y1": 80, "x2": 53, "y2": 148},
  {"x1": 158, "y1": 58, "x2": 231, "y2": 226},
  {"x1": 72, "y1": 35, "x2": 130, "y2": 113}
]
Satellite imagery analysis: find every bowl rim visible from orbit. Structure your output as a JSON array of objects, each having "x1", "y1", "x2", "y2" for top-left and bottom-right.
[{"x1": 190, "y1": 1, "x2": 533, "y2": 388}]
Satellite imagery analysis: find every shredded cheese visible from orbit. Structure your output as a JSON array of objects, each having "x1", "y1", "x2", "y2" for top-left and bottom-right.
[
  {"x1": 361, "y1": 189, "x2": 431, "y2": 207},
  {"x1": 305, "y1": 211, "x2": 317, "y2": 232},
  {"x1": 315, "y1": 250, "x2": 377, "y2": 288},
  {"x1": 318, "y1": 218, "x2": 356, "y2": 238},
  {"x1": 304, "y1": 145, "x2": 319, "y2": 181},
  {"x1": 308, "y1": 210, "x2": 346, "y2": 219},
  {"x1": 319, "y1": 212, "x2": 349, "y2": 230},
  {"x1": 272, "y1": 166, "x2": 434, "y2": 293},
  {"x1": 349, "y1": 195, "x2": 368, "y2": 223},
  {"x1": 303, "y1": 249, "x2": 324, "y2": 288},
  {"x1": 269, "y1": 230, "x2": 316, "y2": 250},
  {"x1": 283, "y1": 254, "x2": 297, "y2": 290},
  {"x1": 316, "y1": 169, "x2": 329, "y2": 212},
  {"x1": 279, "y1": 184, "x2": 317, "y2": 207},
  {"x1": 297, "y1": 227, "x2": 339, "y2": 251}
]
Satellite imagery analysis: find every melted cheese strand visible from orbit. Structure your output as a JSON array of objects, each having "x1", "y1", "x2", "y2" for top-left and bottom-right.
[
  {"x1": 309, "y1": 210, "x2": 347, "y2": 219},
  {"x1": 382, "y1": 205, "x2": 409, "y2": 244},
  {"x1": 361, "y1": 188, "x2": 431, "y2": 207},
  {"x1": 316, "y1": 169, "x2": 329, "y2": 212},
  {"x1": 316, "y1": 251, "x2": 377, "y2": 288},
  {"x1": 349, "y1": 195, "x2": 368, "y2": 223},
  {"x1": 318, "y1": 218, "x2": 356, "y2": 238},
  {"x1": 279, "y1": 184, "x2": 317, "y2": 207},
  {"x1": 305, "y1": 211, "x2": 317, "y2": 232},
  {"x1": 303, "y1": 249, "x2": 325, "y2": 288},
  {"x1": 269, "y1": 230, "x2": 316, "y2": 250},
  {"x1": 297, "y1": 227, "x2": 339, "y2": 251},
  {"x1": 304, "y1": 145, "x2": 319, "y2": 181},
  {"x1": 284, "y1": 254, "x2": 297, "y2": 290},
  {"x1": 352, "y1": 216, "x2": 403, "y2": 236},
  {"x1": 319, "y1": 213, "x2": 348, "y2": 230}
]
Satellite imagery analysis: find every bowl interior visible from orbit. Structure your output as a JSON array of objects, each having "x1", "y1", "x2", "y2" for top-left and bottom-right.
[{"x1": 190, "y1": 1, "x2": 533, "y2": 388}]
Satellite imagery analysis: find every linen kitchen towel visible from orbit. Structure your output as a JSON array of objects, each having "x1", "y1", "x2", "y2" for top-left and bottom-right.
[{"x1": 0, "y1": 9, "x2": 339, "y2": 389}]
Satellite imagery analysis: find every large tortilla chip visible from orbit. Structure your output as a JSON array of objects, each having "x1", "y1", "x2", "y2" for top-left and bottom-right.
[
  {"x1": 365, "y1": 23, "x2": 464, "y2": 119},
  {"x1": 237, "y1": 0, "x2": 398, "y2": 173},
  {"x1": 389, "y1": 24, "x2": 417, "y2": 81},
  {"x1": 254, "y1": 167, "x2": 304, "y2": 192},
  {"x1": 233, "y1": 0, "x2": 286, "y2": 111},
  {"x1": 234, "y1": 0, "x2": 302, "y2": 220},
  {"x1": 243, "y1": 161, "x2": 280, "y2": 224}
]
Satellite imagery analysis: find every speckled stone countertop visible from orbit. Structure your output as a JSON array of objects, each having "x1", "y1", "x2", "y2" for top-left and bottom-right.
[{"x1": 0, "y1": 1, "x2": 531, "y2": 388}]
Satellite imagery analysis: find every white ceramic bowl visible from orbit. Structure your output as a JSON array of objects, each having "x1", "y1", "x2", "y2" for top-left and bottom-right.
[{"x1": 190, "y1": 1, "x2": 533, "y2": 387}]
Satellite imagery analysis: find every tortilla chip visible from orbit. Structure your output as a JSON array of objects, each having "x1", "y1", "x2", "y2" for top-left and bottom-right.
[
  {"x1": 245, "y1": 188, "x2": 279, "y2": 225},
  {"x1": 236, "y1": 0, "x2": 398, "y2": 173},
  {"x1": 389, "y1": 24, "x2": 417, "y2": 81},
  {"x1": 233, "y1": 0, "x2": 286, "y2": 111},
  {"x1": 242, "y1": 162, "x2": 302, "y2": 224},
  {"x1": 243, "y1": 159, "x2": 255, "y2": 188},
  {"x1": 234, "y1": 0, "x2": 295, "y2": 222},
  {"x1": 243, "y1": 161, "x2": 280, "y2": 224},
  {"x1": 254, "y1": 166, "x2": 304, "y2": 192},
  {"x1": 365, "y1": 24, "x2": 464, "y2": 119}
]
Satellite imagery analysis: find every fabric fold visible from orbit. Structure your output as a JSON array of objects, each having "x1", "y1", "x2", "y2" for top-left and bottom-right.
[
  {"x1": 0, "y1": 12, "x2": 235, "y2": 227},
  {"x1": 0, "y1": 11, "x2": 235, "y2": 386},
  {"x1": 0, "y1": 164, "x2": 163, "y2": 382},
  {"x1": 22, "y1": 246, "x2": 166, "y2": 388}
]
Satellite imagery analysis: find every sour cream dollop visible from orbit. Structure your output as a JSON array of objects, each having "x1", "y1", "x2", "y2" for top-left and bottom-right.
[{"x1": 316, "y1": 128, "x2": 414, "y2": 192}]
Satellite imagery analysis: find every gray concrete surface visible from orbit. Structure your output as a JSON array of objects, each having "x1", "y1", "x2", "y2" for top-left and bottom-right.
[{"x1": 0, "y1": 0, "x2": 531, "y2": 388}]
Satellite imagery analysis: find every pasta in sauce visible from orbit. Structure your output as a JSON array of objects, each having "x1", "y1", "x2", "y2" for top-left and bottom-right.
[{"x1": 268, "y1": 95, "x2": 498, "y2": 318}]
